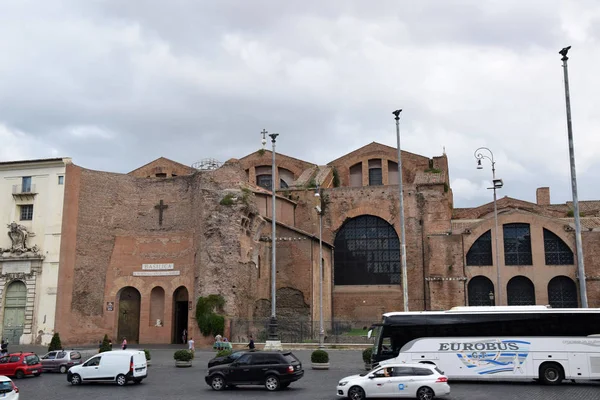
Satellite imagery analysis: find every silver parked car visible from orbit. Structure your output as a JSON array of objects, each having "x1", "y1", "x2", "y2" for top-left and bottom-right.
[{"x1": 41, "y1": 350, "x2": 82, "y2": 373}]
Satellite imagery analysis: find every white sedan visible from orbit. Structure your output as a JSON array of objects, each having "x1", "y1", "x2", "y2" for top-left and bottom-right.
[
  {"x1": 337, "y1": 363, "x2": 450, "y2": 400},
  {"x1": 0, "y1": 375, "x2": 19, "y2": 399}
]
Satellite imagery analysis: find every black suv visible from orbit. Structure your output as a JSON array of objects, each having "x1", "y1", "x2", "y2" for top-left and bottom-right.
[{"x1": 205, "y1": 351, "x2": 304, "y2": 391}]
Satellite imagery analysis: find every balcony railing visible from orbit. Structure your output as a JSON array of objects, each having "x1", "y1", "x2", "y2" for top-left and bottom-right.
[{"x1": 12, "y1": 184, "x2": 37, "y2": 195}]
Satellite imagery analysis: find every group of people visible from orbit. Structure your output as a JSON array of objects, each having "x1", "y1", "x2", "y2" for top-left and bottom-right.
[{"x1": 0, "y1": 339, "x2": 8, "y2": 356}]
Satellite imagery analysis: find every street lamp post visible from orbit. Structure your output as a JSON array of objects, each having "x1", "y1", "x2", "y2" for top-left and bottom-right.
[
  {"x1": 267, "y1": 132, "x2": 282, "y2": 349},
  {"x1": 314, "y1": 189, "x2": 325, "y2": 348},
  {"x1": 393, "y1": 109, "x2": 409, "y2": 312},
  {"x1": 559, "y1": 46, "x2": 588, "y2": 308},
  {"x1": 474, "y1": 147, "x2": 503, "y2": 305}
]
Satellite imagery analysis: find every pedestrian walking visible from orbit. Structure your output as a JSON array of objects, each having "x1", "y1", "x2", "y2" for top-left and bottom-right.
[
  {"x1": 121, "y1": 337, "x2": 127, "y2": 350},
  {"x1": 247, "y1": 335, "x2": 255, "y2": 350},
  {"x1": 182, "y1": 329, "x2": 187, "y2": 344},
  {"x1": 188, "y1": 337, "x2": 195, "y2": 354}
]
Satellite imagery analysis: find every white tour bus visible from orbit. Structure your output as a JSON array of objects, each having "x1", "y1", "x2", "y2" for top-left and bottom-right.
[{"x1": 370, "y1": 306, "x2": 600, "y2": 385}]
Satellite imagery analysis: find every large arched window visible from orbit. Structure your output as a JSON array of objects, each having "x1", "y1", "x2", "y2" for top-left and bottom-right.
[
  {"x1": 334, "y1": 215, "x2": 400, "y2": 285},
  {"x1": 466, "y1": 230, "x2": 493, "y2": 266},
  {"x1": 468, "y1": 276, "x2": 495, "y2": 306},
  {"x1": 507, "y1": 276, "x2": 535, "y2": 305},
  {"x1": 544, "y1": 229, "x2": 574, "y2": 265},
  {"x1": 548, "y1": 276, "x2": 578, "y2": 308},
  {"x1": 503, "y1": 223, "x2": 532, "y2": 266}
]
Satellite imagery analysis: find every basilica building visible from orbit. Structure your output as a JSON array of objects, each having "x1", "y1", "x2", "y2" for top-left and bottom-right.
[{"x1": 50, "y1": 142, "x2": 600, "y2": 345}]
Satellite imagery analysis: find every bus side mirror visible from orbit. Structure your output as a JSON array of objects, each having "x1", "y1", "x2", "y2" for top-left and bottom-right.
[{"x1": 367, "y1": 329, "x2": 372, "y2": 339}]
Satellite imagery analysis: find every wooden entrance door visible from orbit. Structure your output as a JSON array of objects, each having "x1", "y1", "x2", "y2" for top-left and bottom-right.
[
  {"x1": 117, "y1": 287, "x2": 141, "y2": 343},
  {"x1": 2, "y1": 281, "x2": 27, "y2": 344}
]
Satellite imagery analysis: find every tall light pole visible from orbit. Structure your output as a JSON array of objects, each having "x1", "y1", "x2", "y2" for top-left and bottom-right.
[
  {"x1": 267, "y1": 132, "x2": 282, "y2": 348},
  {"x1": 314, "y1": 188, "x2": 324, "y2": 348},
  {"x1": 559, "y1": 46, "x2": 588, "y2": 308},
  {"x1": 474, "y1": 147, "x2": 503, "y2": 305},
  {"x1": 393, "y1": 109, "x2": 409, "y2": 312}
]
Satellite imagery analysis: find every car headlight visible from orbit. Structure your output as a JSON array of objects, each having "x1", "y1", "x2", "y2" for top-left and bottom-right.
[{"x1": 338, "y1": 381, "x2": 348, "y2": 386}]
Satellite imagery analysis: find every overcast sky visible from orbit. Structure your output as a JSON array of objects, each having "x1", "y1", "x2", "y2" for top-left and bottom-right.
[{"x1": 0, "y1": 0, "x2": 598, "y2": 207}]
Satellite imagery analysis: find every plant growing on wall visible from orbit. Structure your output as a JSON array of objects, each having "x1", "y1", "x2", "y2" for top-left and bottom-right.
[
  {"x1": 196, "y1": 295, "x2": 226, "y2": 337},
  {"x1": 48, "y1": 333, "x2": 62, "y2": 352},
  {"x1": 332, "y1": 167, "x2": 340, "y2": 187}
]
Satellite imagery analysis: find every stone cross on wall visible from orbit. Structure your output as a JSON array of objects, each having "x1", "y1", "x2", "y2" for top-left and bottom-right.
[{"x1": 154, "y1": 200, "x2": 168, "y2": 226}]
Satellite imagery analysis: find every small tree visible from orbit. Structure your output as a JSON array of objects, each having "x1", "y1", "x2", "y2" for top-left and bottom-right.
[
  {"x1": 48, "y1": 333, "x2": 62, "y2": 352},
  {"x1": 311, "y1": 349, "x2": 329, "y2": 363},
  {"x1": 99, "y1": 334, "x2": 111, "y2": 353}
]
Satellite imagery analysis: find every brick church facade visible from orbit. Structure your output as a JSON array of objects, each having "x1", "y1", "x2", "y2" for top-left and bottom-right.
[{"x1": 53, "y1": 143, "x2": 600, "y2": 345}]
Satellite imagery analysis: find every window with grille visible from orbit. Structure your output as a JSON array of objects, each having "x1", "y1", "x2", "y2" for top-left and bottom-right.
[
  {"x1": 368, "y1": 168, "x2": 382, "y2": 186},
  {"x1": 257, "y1": 174, "x2": 272, "y2": 190},
  {"x1": 543, "y1": 229, "x2": 574, "y2": 265},
  {"x1": 20, "y1": 205, "x2": 33, "y2": 221},
  {"x1": 333, "y1": 215, "x2": 400, "y2": 285},
  {"x1": 503, "y1": 223, "x2": 532, "y2": 265},
  {"x1": 466, "y1": 230, "x2": 493, "y2": 266},
  {"x1": 507, "y1": 276, "x2": 535, "y2": 305},
  {"x1": 548, "y1": 276, "x2": 578, "y2": 308}
]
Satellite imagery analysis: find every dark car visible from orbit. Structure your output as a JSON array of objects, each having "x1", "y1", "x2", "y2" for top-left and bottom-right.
[
  {"x1": 208, "y1": 350, "x2": 256, "y2": 368},
  {"x1": 205, "y1": 351, "x2": 303, "y2": 391}
]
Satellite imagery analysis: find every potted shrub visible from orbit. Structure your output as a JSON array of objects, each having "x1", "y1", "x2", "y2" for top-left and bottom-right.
[
  {"x1": 144, "y1": 349, "x2": 151, "y2": 366},
  {"x1": 216, "y1": 349, "x2": 232, "y2": 358},
  {"x1": 311, "y1": 349, "x2": 329, "y2": 370},
  {"x1": 174, "y1": 349, "x2": 193, "y2": 367},
  {"x1": 362, "y1": 348, "x2": 373, "y2": 371}
]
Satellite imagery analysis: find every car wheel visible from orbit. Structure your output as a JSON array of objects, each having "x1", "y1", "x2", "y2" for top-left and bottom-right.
[
  {"x1": 116, "y1": 374, "x2": 127, "y2": 386},
  {"x1": 70, "y1": 373, "x2": 82, "y2": 386},
  {"x1": 348, "y1": 386, "x2": 366, "y2": 400},
  {"x1": 264, "y1": 375, "x2": 280, "y2": 391},
  {"x1": 15, "y1": 370, "x2": 25, "y2": 379},
  {"x1": 59, "y1": 365, "x2": 68, "y2": 374},
  {"x1": 417, "y1": 386, "x2": 435, "y2": 400},
  {"x1": 211, "y1": 375, "x2": 225, "y2": 391},
  {"x1": 540, "y1": 363, "x2": 564, "y2": 385}
]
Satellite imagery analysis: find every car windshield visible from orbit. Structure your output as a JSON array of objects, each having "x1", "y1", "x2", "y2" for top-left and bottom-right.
[
  {"x1": 25, "y1": 355, "x2": 40, "y2": 365},
  {"x1": 435, "y1": 367, "x2": 445, "y2": 375},
  {"x1": 70, "y1": 352, "x2": 82, "y2": 360},
  {"x1": 230, "y1": 352, "x2": 243, "y2": 360}
]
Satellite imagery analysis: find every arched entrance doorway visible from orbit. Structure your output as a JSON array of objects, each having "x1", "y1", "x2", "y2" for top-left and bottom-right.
[
  {"x1": 172, "y1": 286, "x2": 189, "y2": 344},
  {"x1": 548, "y1": 276, "x2": 578, "y2": 308},
  {"x1": 2, "y1": 281, "x2": 27, "y2": 344},
  {"x1": 467, "y1": 276, "x2": 495, "y2": 306},
  {"x1": 117, "y1": 287, "x2": 141, "y2": 344},
  {"x1": 507, "y1": 276, "x2": 535, "y2": 306}
]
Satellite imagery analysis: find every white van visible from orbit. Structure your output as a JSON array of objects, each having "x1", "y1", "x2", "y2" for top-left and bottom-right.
[{"x1": 67, "y1": 350, "x2": 147, "y2": 386}]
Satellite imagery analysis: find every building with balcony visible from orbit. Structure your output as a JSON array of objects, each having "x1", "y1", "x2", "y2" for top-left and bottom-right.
[{"x1": 0, "y1": 158, "x2": 71, "y2": 345}]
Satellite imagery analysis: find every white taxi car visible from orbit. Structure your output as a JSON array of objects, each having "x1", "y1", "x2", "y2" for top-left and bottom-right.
[
  {"x1": 0, "y1": 375, "x2": 19, "y2": 399},
  {"x1": 337, "y1": 363, "x2": 450, "y2": 400}
]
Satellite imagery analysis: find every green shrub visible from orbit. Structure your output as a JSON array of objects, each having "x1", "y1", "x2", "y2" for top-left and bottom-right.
[
  {"x1": 362, "y1": 348, "x2": 373, "y2": 364},
  {"x1": 48, "y1": 333, "x2": 62, "y2": 352},
  {"x1": 174, "y1": 350, "x2": 194, "y2": 362},
  {"x1": 196, "y1": 295, "x2": 226, "y2": 337},
  {"x1": 220, "y1": 193, "x2": 235, "y2": 206},
  {"x1": 99, "y1": 334, "x2": 111, "y2": 353},
  {"x1": 311, "y1": 349, "x2": 329, "y2": 363},
  {"x1": 216, "y1": 349, "x2": 232, "y2": 358},
  {"x1": 144, "y1": 349, "x2": 151, "y2": 361}
]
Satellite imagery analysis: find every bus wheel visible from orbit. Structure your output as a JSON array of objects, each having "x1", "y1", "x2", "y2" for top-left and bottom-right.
[{"x1": 540, "y1": 363, "x2": 564, "y2": 385}]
